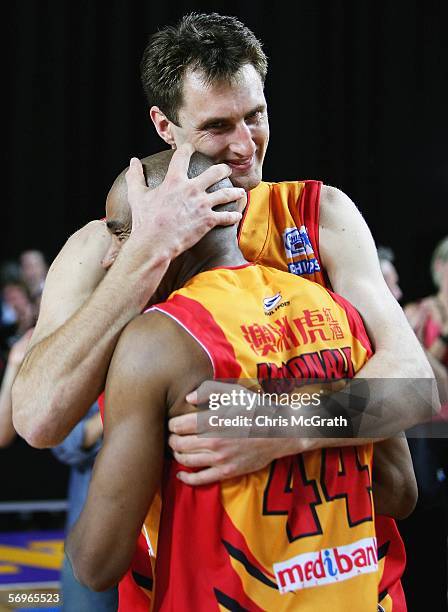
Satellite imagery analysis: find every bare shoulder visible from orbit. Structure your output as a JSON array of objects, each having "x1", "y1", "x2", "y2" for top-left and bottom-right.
[
  {"x1": 49, "y1": 220, "x2": 110, "y2": 277},
  {"x1": 118, "y1": 308, "x2": 206, "y2": 365},
  {"x1": 318, "y1": 184, "x2": 378, "y2": 285},
  {"x1": 62, "y1": 220, "x2": 109, "y2": 254},
  {"x1": 110, "y1": 311, "x2": 174, "y2": 382},
  {"x1": 113, "y1": 308, "x2": 213, "y2": 409},
  {"x1": 69, "y1": 219, "x2": 109, "y2": 241},
  {"x1": 30, "y1": 221, "x2": 111, "y2": 346},
  {"x1": 319, "y1": 184, "x2": 363, "y2": 229}
]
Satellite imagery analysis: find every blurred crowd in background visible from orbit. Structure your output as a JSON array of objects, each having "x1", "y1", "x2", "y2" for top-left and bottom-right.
[
  {"x1": 0, "y1": 251, "x2": 117, "y2": 610},
  {"x1": 0, "y1": 236, "x2": 447, "y2": 610}
]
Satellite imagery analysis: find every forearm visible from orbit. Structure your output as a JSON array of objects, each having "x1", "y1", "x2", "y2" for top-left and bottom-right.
[
  {"x1": 262, "y1": 348, "x2": 436, "y2": 452},
  {"x1": 13, "y1": 239, "x2": 170, "y2": 448},
  {"x1": 371, "y1": 437, "x2": 417, "y2": 519},
  {"x1": 66, "y1": 437, "x2": 160, "y2": 592},
  {"x1": 66, "y1": 488, "x2": 145, "y2": 592},
  {"x1": 306, "y1": 322, "x2": 436, "y2": 439},
  {"x1": 345, "y1": 347, "x2": 437, "y2": 436},
  {"x1": 273, "y1": 376, "x2": 435, "y2": 453},
  {"x1": 67, "y1": 331, "x2": 167, "y2": 592}
]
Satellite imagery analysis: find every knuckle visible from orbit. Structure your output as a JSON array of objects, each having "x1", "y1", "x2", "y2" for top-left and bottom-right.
[
  {"x1": 205, "y1": 215, "x2": 215, "y2": 230},
  {"x1": 187, "y1": 183, "x2": 200, "y2": 197},
  {"x1": 198, "y1": 195, "x2": 209, "y2": 210}
]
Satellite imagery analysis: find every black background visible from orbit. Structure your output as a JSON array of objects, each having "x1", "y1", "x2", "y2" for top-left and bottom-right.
[{"x1": 5, "y1": 0, "x2": 448, "y2": 304}]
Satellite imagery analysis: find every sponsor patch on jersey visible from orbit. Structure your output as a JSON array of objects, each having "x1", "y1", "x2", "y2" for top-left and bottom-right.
[
  {"x1": 263, "y1": 292, "x2": 283, "y2": 313},
  {"x1": 283, "y1": 226, "x2": 321, "y2": 277},
  {"x1": 287, "y1": 260, "x2": 320, "y2": 276},
  {"x1": 273, "y1": 537, "x2": 378, "y2": 593}
]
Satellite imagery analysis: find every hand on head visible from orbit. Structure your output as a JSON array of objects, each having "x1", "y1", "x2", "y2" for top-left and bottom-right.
[{"x1": 125, "y1": 145, "x2": 243, "y2": 254}]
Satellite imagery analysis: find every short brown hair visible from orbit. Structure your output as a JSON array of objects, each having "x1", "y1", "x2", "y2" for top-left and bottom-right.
[{"x1": 140, "y1": 12, "x2": 268, "y2": 124}]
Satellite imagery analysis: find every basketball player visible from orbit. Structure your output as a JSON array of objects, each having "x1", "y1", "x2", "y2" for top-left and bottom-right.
[
  {"x1": 67, "y1": 151, "x2": 415, "y2": 611},
  {"x1": 13, "y1": 13, "x2": 431, "y2": 611},
  {"x1": 13, "y1": 14, "x2": 434, "y2": 447}
]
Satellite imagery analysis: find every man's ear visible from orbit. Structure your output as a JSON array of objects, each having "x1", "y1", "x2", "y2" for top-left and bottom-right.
[{"x1": 150, "y1": 106, "x2": 176, "y2": 147}]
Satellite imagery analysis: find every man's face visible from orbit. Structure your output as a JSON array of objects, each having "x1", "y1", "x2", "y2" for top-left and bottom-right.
[
  {"x1": 103, "y1": 190, "x2": 248, "y2": 271},
  {"x1": 3, "y1": 284, "x2": 31, "y2": 317},
  {"x1": 169, "y1": 64, "x2": 269, "y2": 191},
  {"x1": 20, "y1": 252, "x2": 47, "y2": 284},
  {"x1": 102, "y1": 195, "x2": 131, "y2": 270}
]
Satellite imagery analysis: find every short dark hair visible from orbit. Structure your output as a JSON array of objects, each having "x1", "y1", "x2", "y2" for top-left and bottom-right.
[{"x1": 140, "y1": 12, "x2": 268, "y2": 124}]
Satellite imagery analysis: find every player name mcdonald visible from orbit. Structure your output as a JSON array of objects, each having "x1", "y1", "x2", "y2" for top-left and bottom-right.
[{"x1": 207, "y1": 415, "x2": 348, "y2": 428}]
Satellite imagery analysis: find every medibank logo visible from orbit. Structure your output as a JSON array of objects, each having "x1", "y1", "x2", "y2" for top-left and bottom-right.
[{"x1": 273, "y1": 537, "x2": 378, "y2": 594}]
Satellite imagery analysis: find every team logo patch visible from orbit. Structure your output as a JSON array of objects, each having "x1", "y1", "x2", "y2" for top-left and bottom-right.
[
  {"x1": 273, "y1": 537, "x2": 378, "y2": 593},
  {"x1": 283, "y1": 226, "x2": 321, "y2": 277},
  {"x1": 263, "y1": 292, "x2": 283, "y2": 313}
]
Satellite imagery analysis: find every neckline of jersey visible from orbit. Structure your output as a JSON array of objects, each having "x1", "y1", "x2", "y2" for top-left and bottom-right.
[{"x1": 208, "y1": 262, "x2": 254, "y2": 272}]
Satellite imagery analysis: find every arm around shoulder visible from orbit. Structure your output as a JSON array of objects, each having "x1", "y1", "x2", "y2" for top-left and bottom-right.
[
  {"x1": 318, "y1": 185, "x2": 437, "y2": 430},
  {"x1": 12, "y1": 220, "x2": 112, "y2": 447}
]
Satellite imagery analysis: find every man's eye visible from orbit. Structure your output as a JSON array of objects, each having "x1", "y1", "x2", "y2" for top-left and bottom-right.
[
  {"x1": 246, "y1": 111, "x2": 262, "y2": 123},
  {"x1": 207, "y1": 123, "x2": 228, "y2": 132}
]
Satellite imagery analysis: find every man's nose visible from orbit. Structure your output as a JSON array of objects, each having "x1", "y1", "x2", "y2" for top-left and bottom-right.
[{"x1": 229, "y1": 122, "x2": 256, "y2": 158}]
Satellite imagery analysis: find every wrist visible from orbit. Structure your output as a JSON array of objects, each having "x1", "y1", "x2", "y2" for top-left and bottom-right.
[
  {"x1": 121, "y1": 233, "x2": 173, "y2": 266},
  {"x1": 269, "y1": 435, "x2": 312, "y2": 458},
  {"x1": 107, "y1": 239, "x2": 171, "y2": 308}
]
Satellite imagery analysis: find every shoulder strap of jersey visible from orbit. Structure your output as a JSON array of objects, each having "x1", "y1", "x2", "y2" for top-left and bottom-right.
[
  {"x1": 297, "y1": 180, "x2": 322, "y2": 262},
  {"x1": 295, "y1": 180, "x2": 335, "y2": 288},
  {"x1": 147, "y1": 294, "x2": 242, "y2": 379}
]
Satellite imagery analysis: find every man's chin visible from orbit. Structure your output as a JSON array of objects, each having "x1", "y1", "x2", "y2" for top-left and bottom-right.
[{"x1": 231, "y1": 171, "x2": 262, "y2": 192}]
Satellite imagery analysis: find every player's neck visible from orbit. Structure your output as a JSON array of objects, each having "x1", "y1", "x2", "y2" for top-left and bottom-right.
[{"x1": 169, "y1": 232, "x2": 248, "y2": 293}]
